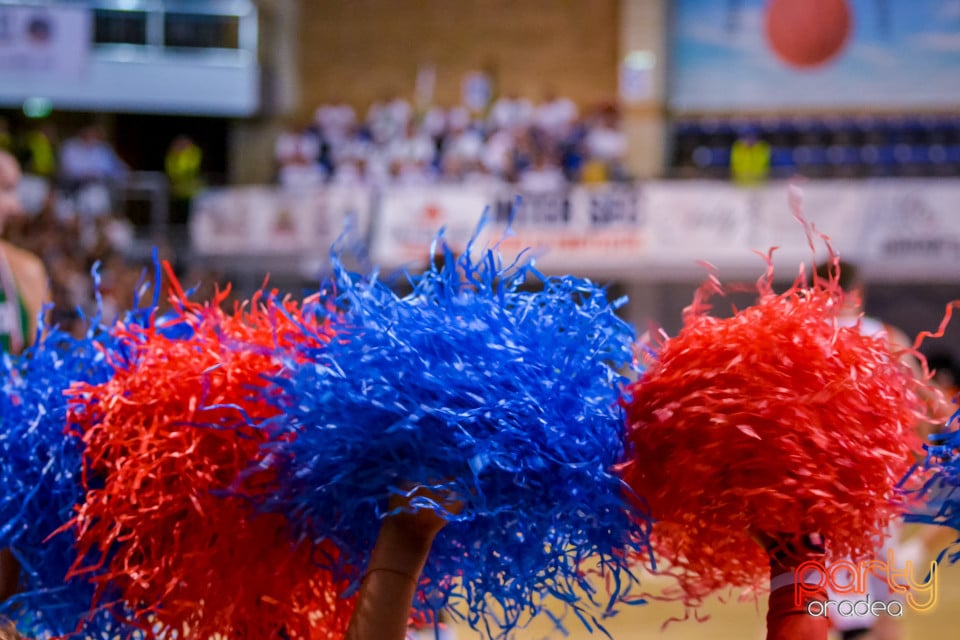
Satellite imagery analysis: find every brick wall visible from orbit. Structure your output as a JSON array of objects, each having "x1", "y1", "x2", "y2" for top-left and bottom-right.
[{"x1": 298, "y1": 0, "x2": 619, "y2": 120}]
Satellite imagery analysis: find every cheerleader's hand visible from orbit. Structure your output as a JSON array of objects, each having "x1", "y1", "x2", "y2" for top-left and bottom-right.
[
  {"x1": 383, "y1": 485, "x2": 464, "y2": 543},
  {"x1": 753, "y1": 530, "x2": 826, "y2": 572}
]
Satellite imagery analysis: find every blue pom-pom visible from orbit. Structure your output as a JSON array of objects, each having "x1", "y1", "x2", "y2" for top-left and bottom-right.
[
  {"x1": 263, "y1": 223, "x2": 652, "y2": 636},
  {"x1": 904, "y1": 405, "x2": 960, "y2": 563},
  {"x1": 0, "y1": 322, "x2": 135, "y2": 638},
  {"x1": 0, "y1": 261, "x2": 179, "y2": 638}
]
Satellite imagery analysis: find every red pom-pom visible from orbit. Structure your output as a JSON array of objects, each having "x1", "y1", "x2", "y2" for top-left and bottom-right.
[
  {"x1": 66, "y1": 267, "x2": 354, "y2": 639},
  {"x1": 622, "y1": 258, "x2": 925, "y2": 607}
]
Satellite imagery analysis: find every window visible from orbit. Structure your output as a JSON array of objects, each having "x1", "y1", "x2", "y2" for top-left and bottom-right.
[
  {"x1": 164, "y1": 12, "x2": 239, "y2": 49},
  {"x1": 94, "y1": 9, "x2": 148, "y2": 46}
]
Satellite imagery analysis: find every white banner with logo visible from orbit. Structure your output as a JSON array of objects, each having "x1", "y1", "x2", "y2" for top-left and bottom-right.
[
  {"x1": 859, "y1": 180, "x2": 960, "y2": 268},
  {"x1": 489, "y1": 186, "x2": 648, "y2": 276},
  {"x1": 191, "y1": 180, "x2": 960, "y2": 282},
  {"x1": 748, "y1": 181, "x2": 869, "y2": 272},
  {"x1": 0, "y1": 5, "x2": 90, "y2": 80},
  {"x1": 369, "y1": 185, "x2": 496, "y2": 268},
  {"x1": 643, "y1": 181, "x2": 754, "y2": 263},
  {"x1": 190, "y1": 186, "x2": 373, "y2": 258},
  {"x1": 191, "y1": 187, "x2": 260, "y2": 255}
]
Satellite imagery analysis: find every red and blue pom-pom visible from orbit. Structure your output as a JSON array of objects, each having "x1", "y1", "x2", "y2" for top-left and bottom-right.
[
  {"x1": 0, "y1": 278, "x2": 144, "y2": 638},
  {"x1": 66, "y1": 267, "x2": 353, "y2": 639}
]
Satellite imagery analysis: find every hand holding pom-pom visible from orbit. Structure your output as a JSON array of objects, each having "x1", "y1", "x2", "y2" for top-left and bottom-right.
[{"x1": 346, "y1": 487, "x2": 460, "y2": 640}]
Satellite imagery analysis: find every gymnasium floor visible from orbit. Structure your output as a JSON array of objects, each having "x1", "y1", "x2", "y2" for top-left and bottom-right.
[{"x1": 445, "y1": 560, "x2": 960, "y2": 639}]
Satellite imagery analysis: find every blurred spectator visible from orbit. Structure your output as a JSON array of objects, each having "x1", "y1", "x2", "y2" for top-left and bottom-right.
[
  {"x1": 489, "y1": 93, "x2": 534, "y2": 132},
  {"x1": 368, "y1": 93, "x2": 412, "y2": 145},
  {"x1": 535, "y1": 88, "x2": 578, "y2": 140},
  {"x1": 330, "y1": 156, "x2": 366, "y2": 186},
  {"x1": 482, "y1": 127, "x2": 515, "y2": 179},
  {"x1": 0, "y1": 150, "x2": 49, "y2": 355},
  {"x1": 387, "y1": 120, "x2": 436, "y2": 185},
  {"x1": 315, "y1": 101, "x2": 357, "y2": 148},
  {"x1": 517, "y1": 147, "x2": 566, "y2": 192},
  {"x1": 275, "y1": 125, "x2": 325, "y2": 189},
  {"x1": 447, "y1": 106, "x2": 472, "y2": 135},
  {"x1": 279, "y1": 94, "x2": 629, "y2": 187},
  {"x1": 730, "y1": 127, "x2": 771, "y2": 186},
  {"x1": 59, "y1": 125, "x2": 128, "y2": 222},
  {"x1": 59, "y1": 125, "x2": 128, "y2": 188},
  {"x1": 2, "y1": 169, "x2": 141, "y2": 337},
  {"x1": 0, "y1": 118, "x2": 11, "y2": 154},
  {"x1": 19, "y1": 122, "x2": 58, "y2": 180},
  {"x1": 928, "y1": 352, "x2": 959, "y2": 400},
  {"x1": 443, "y1": 116, "x2": 485, "y2": 180},
  {"x1": 13, "y1": 123, "x2": 56, "y2": 218},
  {"x1": 421, "y1": 105, "x2": 448, "y2": 142},
  {"x1": 583, "y1": 103, "x2": 628, "y2": 183},
  {"x1": 165, "y1": 135, "x2": 204, "y2": 225}
]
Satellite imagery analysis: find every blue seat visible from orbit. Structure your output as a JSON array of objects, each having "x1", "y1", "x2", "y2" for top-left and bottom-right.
[
  {"x1": 825, "y1": 145, "x2": 859, "y2": 165},
  {"x1": 792, "y1": 145, "x2": 828, "y2": 166}
]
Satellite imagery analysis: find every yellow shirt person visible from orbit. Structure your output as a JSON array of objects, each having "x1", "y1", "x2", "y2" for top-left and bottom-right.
[
  {"x1": 731, "y1": 132, "x2": 771, "y2": 186},
  {"x1": 165, "y1": 136, "x2": 203, "y2": 200}
]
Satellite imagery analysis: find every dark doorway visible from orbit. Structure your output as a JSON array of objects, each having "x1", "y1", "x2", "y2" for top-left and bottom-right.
[{"x1": 112, "y1": 113, "x2": 231, "y2": 185}]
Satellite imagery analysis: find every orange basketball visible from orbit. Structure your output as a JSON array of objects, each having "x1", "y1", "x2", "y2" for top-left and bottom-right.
[{"x1": 765, "y1": 0, "x2": 852, "y2": 69}]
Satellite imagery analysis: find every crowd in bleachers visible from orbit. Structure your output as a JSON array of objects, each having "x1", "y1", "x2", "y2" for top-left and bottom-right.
[
  {"x1": 2, "y1": 200, "x2": 222, "y2": 337},
  {"x1": 2, "y1": 203, "x2": 141, "y2": 336},
  {"x1": 1, "y1": 117, "x2": 215, "y2": 335},
  {"x1": 6, "y1": 106, "x2": 959, "y2": 334},
  {"x1": 274, "y1": 95, "x2": 630, "y2": 189}
]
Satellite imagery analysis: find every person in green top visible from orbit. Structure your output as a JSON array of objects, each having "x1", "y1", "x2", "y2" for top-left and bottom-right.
[
  {"x1": 0, "y1": 150, "x2": 51, "y2": 605},
  {"x1": 0, "y1": 268, "x2": 31, "y2": 354}
]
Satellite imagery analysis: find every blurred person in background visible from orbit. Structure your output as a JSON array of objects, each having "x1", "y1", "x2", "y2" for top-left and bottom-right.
[
  {"x1": 420, "y1": 104, "x2": 448, "y2": 154},
  {"x1": 18, "y1": 122, "x2": 57, "y2": 182},
  {"x1": 0, "y1": 118, "x2": 11, "y2": 154},
  {"x1": 928, "y1": 352, "x2": 959, "y2": 401},
  {"x1": 58, "y1": 125, "x2": 128, "y2": 224},
  {"x1": 814, "y1": 260, "x2": 950, "y2": 640},
  {"x1": 315, "y1": 100, "x2": 357, "y2": 151},
  {"x1": 330, "y1": 154, "x2": 367, "y2": 187},
  {"x1": 59, "y1": 125, "x2": 128, "y2": 190},
  {"x1": 275, "y1": 124, "x2": 325, "y2": 189},
  {"x1": 368, "y1": 91, "x2": 412, "y2": 146},
  {"x1": 444, "y1": 109, "x2": 484, "y2": 164},
  {"x1": 535, "y1": 87, "x2": 578, "y2": 141},
  {"x1": 481, "y1": 124, "x2": 516, "y2": 180},
  {"x1": 0, "y1": 150, "x2": 49, "y2": 353},
  {"x1": 387, "y1": 119, "x2": 437, "y2": 186},
  {"x1": 0, "y1": 149, "x2": 51, "y2": 605},
  {"x1": 731, "y1": 126, "x2": 771, "y2": 186},
  {"x1": 165, "y1": 135, "x2": 204, "y2": 226},
  {"x1": 582, "y1": 102, "x2": 628, "y2": 183},
  {"x1": 517, "y1": 145, "x2": 565, "y2": 192},
  {"x1": 11, "y1": 123, "x2": 56, "y2": 220},
  {"x1": 488, "y1": 92, "x2": 534, "y2": 133}
]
